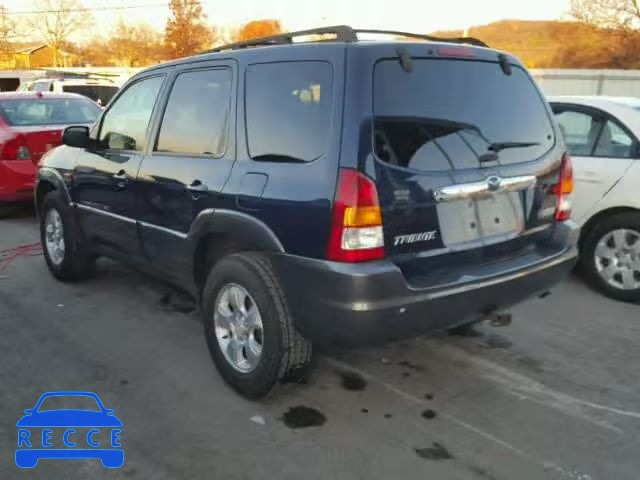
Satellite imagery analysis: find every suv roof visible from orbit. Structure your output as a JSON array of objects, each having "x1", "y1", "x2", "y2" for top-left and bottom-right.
[
  {"x1": 203, "y1": 25, "x2": 489, "y2": 52},
  {"x1": 142, "y1": 25, "x2": 521, "y2": 74}
]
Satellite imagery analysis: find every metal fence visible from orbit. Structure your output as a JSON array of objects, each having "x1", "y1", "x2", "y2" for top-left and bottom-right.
[
  {"x1": 531, "y1": 69, "x2": 640, "y2": 97},
  {"x1": 3, "y1": 67, "x2": 640, "y2": 98}
]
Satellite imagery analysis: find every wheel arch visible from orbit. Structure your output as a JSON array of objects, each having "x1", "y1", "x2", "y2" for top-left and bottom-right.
[
  {"x1": 35, "y1": 168, "x2": 72, "y2": 214},
  {"x1": 579, "y1": 206, "x2": 640, "y2": 252},
  {"x1": 189, "y1": 210, "x2": 285, "y2": 293}
]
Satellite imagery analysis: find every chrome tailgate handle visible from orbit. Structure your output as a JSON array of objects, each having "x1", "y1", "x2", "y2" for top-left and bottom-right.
[{"x1": 434, "y1": 175, "x2": 536, "y2": 203}]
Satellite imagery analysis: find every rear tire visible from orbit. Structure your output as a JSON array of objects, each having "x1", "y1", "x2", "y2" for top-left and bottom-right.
[
  {"x1": 202, "y1": 253, "x2": 312, "y2": 398},
  {"x1": 580, "y1": 212, "x2": 640, "y2": 302},
  {"x1": 40, "y1": 191, "x2": 96, "y2": 282}
]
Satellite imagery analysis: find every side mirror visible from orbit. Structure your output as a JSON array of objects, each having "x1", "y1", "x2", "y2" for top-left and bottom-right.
[
  {"x1": 62, "y1": 126, "x2": 90, "y2": 149},
  {"x1": 23, "y1": 409, "x2": 33, "y2": 414}
]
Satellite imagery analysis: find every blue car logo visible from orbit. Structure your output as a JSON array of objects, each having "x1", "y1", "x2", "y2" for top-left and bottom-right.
[{"x1": 16, "y1": 391, "x2": 123, "y2": 468}]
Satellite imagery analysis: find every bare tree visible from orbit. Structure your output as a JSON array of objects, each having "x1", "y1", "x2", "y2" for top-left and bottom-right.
[
  {"x1": 571, "y1": 0, "x2": 640, "y2": 30},
  {"x1": 111, "y1": 20, "x2": 165, "y2": 67},
  {"x1": 0, "y1": 4, "x2": 16, "y2": 53},
  {"x1": 27, "y1": 0, "x2": 92, "y2": 66}
]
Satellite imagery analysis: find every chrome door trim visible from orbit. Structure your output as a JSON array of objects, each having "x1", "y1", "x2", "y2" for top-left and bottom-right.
[
  {"x1": 434, "y1": 175, "x2": 537, "y2": 203},
  {"x1": 139, "y1": 221, "x2": 188, "y2": 239},
  {"x1": 76, "y1": 203, "x2": 190, "y2": 239},
  {"x1": 76, "y1": 203, "x2": 136, "y2": 224}
]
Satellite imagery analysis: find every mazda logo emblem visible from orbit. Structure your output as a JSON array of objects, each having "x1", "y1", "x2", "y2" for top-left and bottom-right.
[{"x1": 487, "y1": 176, "x2": 502, "y2": 191}]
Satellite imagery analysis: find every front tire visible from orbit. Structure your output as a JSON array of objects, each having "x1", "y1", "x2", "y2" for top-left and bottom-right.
[
  {"x1": 40, "y1": 191, "x2": 95, "y2": 282},
  {"x1": 580, "y1": 212, "x2": 640, "y2": 302},
  {"x1": 202, "y1": 253, "x2": 312, "y2": 398}
]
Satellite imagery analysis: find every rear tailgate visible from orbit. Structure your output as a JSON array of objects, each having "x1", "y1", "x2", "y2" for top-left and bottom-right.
[{"x1": 371, "y1": 54, "x2": 564, "y2": 284}]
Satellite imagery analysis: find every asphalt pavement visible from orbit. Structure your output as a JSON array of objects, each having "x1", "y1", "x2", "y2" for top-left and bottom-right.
[{"x1": 1, "y1": 209, "x2": 639, "y2": 480}]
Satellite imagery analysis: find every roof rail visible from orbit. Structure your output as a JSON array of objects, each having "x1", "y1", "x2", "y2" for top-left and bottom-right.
[
  {"x1": 200, "y1": 25, "x2": 488, "y2": 55},
  {"x1": 352, "y1": 29, "x2": 488, "y2": 48}
]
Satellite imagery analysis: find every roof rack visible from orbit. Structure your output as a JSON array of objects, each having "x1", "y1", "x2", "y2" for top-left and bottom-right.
[{"x1": 201, "y1": 25, "x2": 488, "y2": 54}]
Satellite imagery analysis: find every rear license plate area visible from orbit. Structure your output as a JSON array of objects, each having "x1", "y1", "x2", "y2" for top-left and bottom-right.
[{"x1": 436, "y1": 191, "x2": 525, "y2": 247}]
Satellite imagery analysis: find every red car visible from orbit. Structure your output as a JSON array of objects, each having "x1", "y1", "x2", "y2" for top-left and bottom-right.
[{"x1": 0, "y1": 92, "x2": 101, "y2": 216}]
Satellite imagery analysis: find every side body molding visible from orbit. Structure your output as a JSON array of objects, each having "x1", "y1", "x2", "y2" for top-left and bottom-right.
[{"x1": 188, "y1": 209, "x2": 285, "y2": 253}]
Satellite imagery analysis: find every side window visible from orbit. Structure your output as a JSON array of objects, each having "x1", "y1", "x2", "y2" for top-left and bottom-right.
[
  {"x1": 245, "y1": 61, "x2": 333, "y2": 162},
  {"x1": 32, "y1": 82, "x2": 50, "y2": 92},
  {"x1": 593, "y1": 120, "x2": 634, "y2": 158},
  {"x1": 99, "y1": 76, "x2": 164, "y2": 151},
  {"x1": 155, "y1": 68, "x2": 232, "y2": 156},
  {"x1": 554, "y1": 110, "x2": 602, "y2": 157}
]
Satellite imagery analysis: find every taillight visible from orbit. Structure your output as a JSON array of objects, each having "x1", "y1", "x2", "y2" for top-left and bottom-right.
[
  {"x1": 327, "y1": 169, "x2": 385, "y2": 262},
  {"x1": 552, "y1": 152, "x2": 573, "y2": 221},
  {"x1": 1, "y1": 135, "x2": 31, "y2": 161}
]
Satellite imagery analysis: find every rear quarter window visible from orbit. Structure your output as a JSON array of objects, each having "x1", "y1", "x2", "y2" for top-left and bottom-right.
[
  {"x1": 245, "y1": 61, "x2": 333, "y2": 162},
  {"x1": 373, "y1": 58, "x2": 555, "y2": 171}
]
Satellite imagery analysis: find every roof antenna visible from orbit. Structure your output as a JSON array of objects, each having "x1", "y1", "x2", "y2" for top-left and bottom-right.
[{"x1": 498, "y1": 53, "x2": 512, "y2": 76}]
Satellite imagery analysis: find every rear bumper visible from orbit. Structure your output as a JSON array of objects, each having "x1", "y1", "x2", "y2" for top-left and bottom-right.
[
  {"x1": 0, "y1": 160, "x2": 36, "y2": 203},
  {"x1": 274, "y1": 222, "x2": 578, "y2": 346}
]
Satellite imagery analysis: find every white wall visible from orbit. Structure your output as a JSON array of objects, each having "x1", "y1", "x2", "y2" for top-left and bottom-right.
[{"x1": 531, "y1": 69, "x2": 640, "y2": 97}]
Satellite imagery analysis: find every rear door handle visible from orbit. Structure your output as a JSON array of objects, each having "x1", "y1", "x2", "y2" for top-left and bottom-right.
[
  {"x1": 186, "y1": 180, "x2": 208, "y2": 192},
  {"x1": 434, "y1": 175, "x2": 536, "y2": 203}
]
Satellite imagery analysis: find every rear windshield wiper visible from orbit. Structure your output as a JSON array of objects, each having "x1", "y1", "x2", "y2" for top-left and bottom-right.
[{"x1": 488, "y1": 141, "x2": 540, "y2": 153}]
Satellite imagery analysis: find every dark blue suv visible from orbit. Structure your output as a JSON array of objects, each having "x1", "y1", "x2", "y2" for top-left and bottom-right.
[{"x1": 35, "y1": 26, "x2": 577, "y2": 398}]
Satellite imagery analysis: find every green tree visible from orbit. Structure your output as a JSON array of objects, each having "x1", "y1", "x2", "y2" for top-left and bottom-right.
[{"x1": 165, "y1": 0, "x2": 213, "y2": 58}]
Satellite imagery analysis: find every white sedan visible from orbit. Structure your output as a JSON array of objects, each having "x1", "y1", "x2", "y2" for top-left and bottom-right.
[{"x1": 549, "y1": 96, "x2": 640, "y2": 302}]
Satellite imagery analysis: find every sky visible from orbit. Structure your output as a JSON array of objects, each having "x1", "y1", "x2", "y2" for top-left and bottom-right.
[{"x1": 7, "y1": 0, "x2": 573, "y2": 41}]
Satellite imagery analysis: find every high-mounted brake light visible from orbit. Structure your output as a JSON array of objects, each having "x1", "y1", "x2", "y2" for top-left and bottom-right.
[
  {"x1": 437, "y1": 46, "x2": 476, "y2": 58},
  {"x1": 551, "y1": 152, "x2": 573, "y2": 221},
  {"x1": 1, "y1": 135, "x2": 31, "y2": 161},
  {"x1": 327, "y1": 169, "x2": 385, "y2": 262}
]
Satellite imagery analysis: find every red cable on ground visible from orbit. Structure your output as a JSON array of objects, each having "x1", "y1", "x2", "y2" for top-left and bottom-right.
[{"x1": 0, "y1": 242, "x2": 43, "y2": 272}]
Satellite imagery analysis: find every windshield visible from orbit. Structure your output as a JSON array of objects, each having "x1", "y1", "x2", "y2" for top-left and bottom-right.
[
  {"x1": 37, "y1": 395, "x2": 101, "y2": 412},
  {"x1": 0, "y1": 98, "x2": 101, "y2": 126},
  {"x1": 62, "y1": 85, "x2": 119, "y2": 105},
  {"x1": 373, "y1": 58, "x2": 555, "y2": 171}
]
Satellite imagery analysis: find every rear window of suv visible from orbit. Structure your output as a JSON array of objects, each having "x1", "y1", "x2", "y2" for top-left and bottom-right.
[
  {"x1": 245, "y1": 61, "x2": 333, "y2": 162},
  {"x1": 373, "y1": 58, "x2": 555, "y2": 171}
]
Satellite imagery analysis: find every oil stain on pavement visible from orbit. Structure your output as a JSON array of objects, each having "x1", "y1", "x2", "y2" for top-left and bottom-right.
[
  {"x1": 415, "y1": 443, "x2": 453, "y2": 460},
  {"x1": 282, "y1": 406, "x2": 327, "y2": 429}
]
